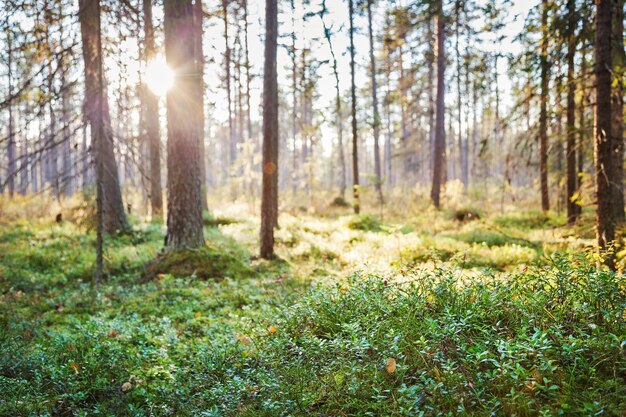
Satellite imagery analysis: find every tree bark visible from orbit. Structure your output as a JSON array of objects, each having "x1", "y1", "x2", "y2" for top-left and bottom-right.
[
  {"x1": 539, "y1": 0, "x2": 550, "y2": 212},
  {"x1": 260, "y1": 0, "x2": 279, "y2": 259},
  {"x1": 611, "y1": 0, "x2": 625, "y2": 222},
  {"x1": 193, "y1": 0, "x2": 209, "y2": 212},
  {"x1": 6, "y1": 29, "x2": 16, "y2": 197},
  {"x1": 142, "y1": 0, "x2": 164, "y2": 216},
  {"x1": 566, "y1": 0, "x2": 578, "y2": 224},
  {"x1": 367, "y1": 0, "x2": 383, "y2": 205},
  {"x1": 320, "y1": 0, "x2": 346, "y2": 198},
  {"x1": 430, "y1": 0, "x2": 446, "y2": 209},
  {"x1": 349, "y1": 0, "x2": 360, "y2": 213},
  {"x1": 163, "y1": 0, "x2": 205, "y2": 249},
  {"x1": 595, "y1": 0, "x2": 616, "y2": 268},
  {"x1": 222, "y1": 0, "x2": 235, "y2": 167},
  {"x1": 79, "y1": 0, "x2": 129, "y2": 233}
]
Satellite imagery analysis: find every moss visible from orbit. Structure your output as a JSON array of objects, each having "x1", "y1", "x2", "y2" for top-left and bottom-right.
[
  {"x1": 330, "y1": 196, "x2": 350, "y2": 207},
  {"x1": 146, "y1": 245, "x2": 252, "y2": 280},
  {"x1": 348, "y1": 214, "x2": 384, "y2": 232},
  {"x1": 452, "y1": 207, "x2": 481, "y2": 222},
  {"x1": 202, "y1": 212, "x2": 239, "y2": 227}
]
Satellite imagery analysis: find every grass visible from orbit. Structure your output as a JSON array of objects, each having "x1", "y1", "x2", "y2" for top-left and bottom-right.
[{"x1": 1, "y1": 201, "x2": 625, "y2": 416}]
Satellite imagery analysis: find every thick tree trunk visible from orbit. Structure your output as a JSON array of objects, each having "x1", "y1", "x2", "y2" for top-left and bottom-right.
[
  {"x1": 367, "y1": 0, "x2": 383, "y2": 205},
  {"x1": 595, "y1": 0, "x2": 616, "y2": 268},
  {"x1": 163, "y1": 0, "x2": 205, "y2": 249},
  {"x1": 430, "y1": 0, "x2": 445, "y2": 209},
  {"x1": 539, "y1": 0, "x2": 550, "y2": 212},
  {"x1": 142, "y1": 0, "x2": 163, "y2": 216},
  {"x1": 260, "y1": 0, "x2": 279, "y2": 259},
  {"x1": 349, "y1": 0, "x2": 360, "y2": 213},
  {"x1": 566, "y1": 0, "x2": 578, "y2": 224},
  {"x1": 611, "y1": 0, "x2": 625, "y2": 222},
  {"x1": 79, "y1": 0, "x2": 129, "y2": 233}
]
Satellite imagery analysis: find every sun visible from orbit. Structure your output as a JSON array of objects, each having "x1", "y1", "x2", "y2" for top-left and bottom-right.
[{"x1": 145, "y1": 55, "x2": 174, "y2": 96}]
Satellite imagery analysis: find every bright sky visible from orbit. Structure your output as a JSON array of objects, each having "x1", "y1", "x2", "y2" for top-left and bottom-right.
[{"x1": 0, "y1": 0, "x2": 539, "y2": 154}]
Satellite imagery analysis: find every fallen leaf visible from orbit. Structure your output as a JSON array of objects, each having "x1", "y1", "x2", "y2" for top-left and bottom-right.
[
  {"x1": 121, "y1": 382, "x2": 132, "y2": 392},
  {"x1": 386, "y1": 358, "x2": 397, "y2": 373}
]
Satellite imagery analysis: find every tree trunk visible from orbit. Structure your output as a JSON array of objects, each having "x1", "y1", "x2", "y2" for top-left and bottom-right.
[
  {"x1": 430, "y1": 0, "x2": 445, "y2": 209},
  {"x1": 455, "y1": 0, "x2": 467, "y2": 191},
  {"x1": 79, "y1": 0, "x2": 129, "y2": 233},
  {"x1": 566, "y1": 0, "x2": 578, "y2": 224},
  {"x1": 60, "y1": 2, "x2": 73, "y2": 197},
  {"x1": 243, "y1": 0, "x2": 252, "y2": 143},
  {"x1": 222, "y1": 0, "x2": 235, "y2": 167},
  {"x1": 163, "y1": 0, "x2": 205, "y2": 249},
  {"x1": 595, "y1": 0, "x2": 616, "y2": 268},
  {"x1": 290, "y1": 0, "x2": 298, "y2": 196},
  {"x1": 427, "y1": 17, "x2": 435, "y2": 183},
  {"x1": 539, "y1": 0, "x2": 550, "y2": 212},
  {"x1": 611, "y1": 0, "x2": 625, "y2": 222},
  {"x1": 6, "y1": 29, "x2": 16, "y2": 197},
  {"x1": 367, "y1": 0, "x2": 383, "y2": 205},
  {"x1": 320, "y1": 0, "x2": 346, "y2": 198},
  {"x1": 193, "y1": 0, "x2": 209, "y2": 212},
  {"x1": 349, "y1": 0, "x2": 360, "y2": 213},
  {"x1": 260, "y1": 0, "x2": 279, "y2": 259},
  {"x1": 142, "y1": 0, "x2": 163, "y2": 216}
]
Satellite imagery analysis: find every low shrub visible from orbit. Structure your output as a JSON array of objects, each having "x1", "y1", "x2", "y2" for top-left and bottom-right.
[{"x1": 348, "y1": 214, "x2": 384, "y2": 232}]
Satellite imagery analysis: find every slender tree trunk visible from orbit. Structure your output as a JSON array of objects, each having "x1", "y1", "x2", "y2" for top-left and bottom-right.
[
  {"x1": 595, "y1": 0, "x2": 615, "y2": 268},
  {"x1": 430, "y1": 0, "x2": 445, "y2": 209},
  {"x1": 142, "y1": 0, "x2": 163, "y2": 216},
  {"x1": 349, "y1": 0, "x2": 360, "y2": 213},
  {"x1": 566, "y1": 0, "x2": 578, "y2": 223},
  {"x1": 611, "y1": 0, "x2": 625, "y2": 222},
  {"x1": 163, "y1": 0, "x2": 205, "y2": 249},
  {"x1": 291, "y1": 0, "x2": 298, "y2": 196},
  {"x1": 539, "y1": 0, "x2": 550, "y2": 211},
  {"x1": 578, "y1": 47, "x2": 586, "y2": 204},
  {"x1": 427, "y1": 18, "x2": 435, "y2": 183},
  {"x1": 260, "y1": 0, "x2": 279, "y2": 259},
  {"x1": 60, "y1": 3, "x2": 73, "y2": 197},
  {"x1": 6, "y1": 29, "x2": 16, "y2": 197},
  {"x1": 79, "y1": 0, "x2": 129, "y2": 233},
  {"x1": 384, "y1": 45, "x2": 393, "y2": 187},
  {"x1": 367, "y1": 0, "x2": 383, "y2": 205},
  {"x1": 320, "y1": 0, "x2": 346, "y2": 198},
  {"x1": 222, "y1": 0, "x2": 235, "y2": 167},
  {"x1": 243, "y1": 0, "x2": 252, "y2": 143},
  {"x1": 194, "y1": 0, "x2": 209, "y2": 212}
]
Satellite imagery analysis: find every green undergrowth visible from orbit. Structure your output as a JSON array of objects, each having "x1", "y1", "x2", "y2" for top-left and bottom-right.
[
  {"x1": 1, "y1": 208, "x2": 625, "y2": 416},
  {"x1": 246, "y1": 255, "x2": 626, "y2": 416},
  {"x1": 348, "y1": 214, "x2": 385, "y2": 232}
]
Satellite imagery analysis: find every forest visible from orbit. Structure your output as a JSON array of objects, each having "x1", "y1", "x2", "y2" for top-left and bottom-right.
[{"x1": 1, "y1": 0, "x2": 626, "y2": 415}]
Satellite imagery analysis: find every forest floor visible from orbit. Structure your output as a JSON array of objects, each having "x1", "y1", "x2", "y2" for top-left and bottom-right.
[{"x1": 1, "y1": 194, "x2": 625, "y2": 416}]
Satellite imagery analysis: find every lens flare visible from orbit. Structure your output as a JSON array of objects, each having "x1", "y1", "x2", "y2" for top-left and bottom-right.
[{"x1": 145, "y1": 55, "x2": 174, "y2": 96}]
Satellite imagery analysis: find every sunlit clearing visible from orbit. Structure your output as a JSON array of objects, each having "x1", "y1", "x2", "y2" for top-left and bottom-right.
[{"x1": 145, "y1": 55, "x2": 174, "y2": 96}]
